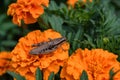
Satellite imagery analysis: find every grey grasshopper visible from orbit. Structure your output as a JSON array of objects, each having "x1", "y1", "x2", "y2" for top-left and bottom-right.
[{"x1": 29, "y1": 37, "x2": 66, "y2": 55}]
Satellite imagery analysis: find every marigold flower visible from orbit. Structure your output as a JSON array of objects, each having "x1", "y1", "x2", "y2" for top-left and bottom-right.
[
  {"x1": 67, "y1": 0, "x2": 78, "y2": 7},
  {"x1": 67, "y1": 0, "x2": 92, "y2": 7},
  {"x1": 7, "y1": 0, "x2": 49, "y2": 26},
  {"x1": 60, "y1": 48, "x2": 120, "y2": 80},
  {"x1": 11, "y1": 29, "x2": 69, "y2": 80},
  {"x1": 83, "y1": 0, "x2": 92, "y2": 3},
  {"x1": 0, "y1": 51, "x2": 12, "y2": 75}
]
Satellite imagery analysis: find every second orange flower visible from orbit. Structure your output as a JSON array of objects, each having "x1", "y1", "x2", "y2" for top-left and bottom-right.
[
  {"x1": 60, "y1": 48, "x2": 120, "y2": 80},
  {"x1": 7, "y1": 0, "x2": 49, "y2": 26}
]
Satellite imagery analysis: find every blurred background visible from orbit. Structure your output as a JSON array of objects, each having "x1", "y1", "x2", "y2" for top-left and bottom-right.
[{"x1": 0, "y1": 0, "x2": 31, "y2": 51}]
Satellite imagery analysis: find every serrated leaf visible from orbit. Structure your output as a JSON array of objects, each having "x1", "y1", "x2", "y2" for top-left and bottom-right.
[
  {"x1": 36, "y1": 67, "x2": 42, "y2": 80},
  {"x1": 48, "y1": 72, "x2": 54, "y2": 80},
  {"x1": 84, "y1": 34, "x2": 95, "y2": 48},
  {"x1": 67, "y1": 32, "x2": 72, "y2": 42},
  {"x1": 41, "y1": 13, "x2": 49, "y2": 24},
  {"x1": 49, "y1": 1, "x2": 58, "y2": 10},
  {"x1": 48, "y1": 15, "x2": 63, "y2": 33},
  {"x1": 7, "y1": 71, "x2": 25, "y2": 80},
  {"x1": 72, "y1": 28, "x2": 82, "y2": 50},
  {"x1": 59, "y1": 3, "x2": 68, "y2": 9},
  {"x1": 80, "y1": 70, "x2": 88, "y2": 80}
]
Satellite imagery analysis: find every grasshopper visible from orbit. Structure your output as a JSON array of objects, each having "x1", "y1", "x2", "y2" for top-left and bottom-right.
[{"x1": 29, "y1": 37, "x2": 66, "y2": 55}]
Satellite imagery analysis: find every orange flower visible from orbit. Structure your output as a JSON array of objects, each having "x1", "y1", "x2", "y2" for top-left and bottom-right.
[
  {"x1": 60, "y1": 48, "x2": 120, "y2": 80},
  {"x1": 67, "y1": 0, "x2": 78, "y2": 7},
  {"x1": 0, "y1": 51, "x2": 12, "y2": 75},
  {"x1": 83, "y1": 0, "x2": 92, "y2": 3},
  {"x1": 7, "y1": 0, "x2": 49, "y2": 26},
  {"x1": 67, "y1": 0, "x2": 92, "y2": 7},
  {"x1": 113, "y1": 70, "x2": 120, "y2": 80},
  {"x1": 11, "y1": 29, "x2": 69, "y2": 80}
]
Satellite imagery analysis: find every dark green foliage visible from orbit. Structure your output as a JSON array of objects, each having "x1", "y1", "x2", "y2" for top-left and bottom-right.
[
  {"x1": 36, "y1": 67, "x2": 43, "y2": 80},
  {"x1": 80, "y1": 70, "x2": 88, "y2": 80},
  {"x1": 54, "y1": 66, "x2": 62, "y2": 80},
  {"x1": 35, "y1": 68, "x2": 61, "y2": 80},
  {"x1": 0, "y1": 73, "x2": 13, "y2": 80},
  {"x1": 7, "y1": 71, "x2": 26, "y2": 80},
  {"x1": 48, "y1": 72, "x2": 54, "y2": 80},
  {"x1": 109, "y1": 68, "x2": 114, "y2": 80}
]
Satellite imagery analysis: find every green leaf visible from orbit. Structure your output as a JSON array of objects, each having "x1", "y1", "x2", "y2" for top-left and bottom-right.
[
  {"x1": 48, "y1": 72, "x2": 54, "y2": 80},
  {"x1": 59, "y1": 3, "x2": 68, "y2": 10},
  {"x1": 109, "y1": 68, "x2": 114, "y2": 80},
  {"x1": 109, "y1": 68, "x2": 120, "y2": 80},
  {"x1": 84, "y1": 34, "x2": 95, "y2": 48},
  {"x1": 36, "y1": 67, "x2": 42, "y2": 80},
  {"x1": 49, "y1": 0, "x2": 58, "y2": 10},
  {"x1": 7, "y1": 71, "x2": 26, "y2": 80},
  {"x1": 69, "y1": 27, "x2": 82, "y2": 50},
  {"x1": 48, "y1": 15, "x2": 63, "y2": 33},
  {"x1": 72, "y1": 28, "x2": 81, "y2": 50},
  {"x1": 80, "y1": 70, "x2": 88, "y2": 80},
  {"x1": 67, "y1": 32, "x2": 73, "y2": 42}
]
